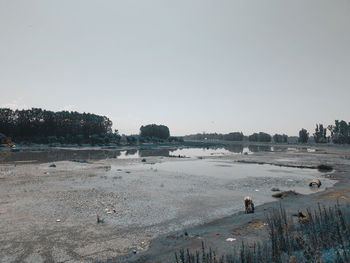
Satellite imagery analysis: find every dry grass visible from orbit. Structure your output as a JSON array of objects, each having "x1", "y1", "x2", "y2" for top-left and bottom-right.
[{"x1": 175, "y1": 203, "x2": 350, "y2": 263}]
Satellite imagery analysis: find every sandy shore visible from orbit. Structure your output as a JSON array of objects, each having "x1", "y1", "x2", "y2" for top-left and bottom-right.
[
  {"x1": 0, "y1": 144, "x2": 349, "y2": 263},
  {"x1": 126, "y1": 146, "x2": 350, "y2": 263}
]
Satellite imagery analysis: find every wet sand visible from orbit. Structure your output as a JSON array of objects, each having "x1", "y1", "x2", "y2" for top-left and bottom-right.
[{"x1": 0, "y1": 144, "x2": 349, "y2": 263}]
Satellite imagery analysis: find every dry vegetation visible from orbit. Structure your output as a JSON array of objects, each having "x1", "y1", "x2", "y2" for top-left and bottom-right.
[{"x1": 175, "y1": 203, "x2": 350, "y2": 263}]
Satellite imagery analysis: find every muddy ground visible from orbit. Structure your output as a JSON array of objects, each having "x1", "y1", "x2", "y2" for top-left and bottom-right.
[{"x1": 0, "y1": 144, "x2": 349, "y2": 263}]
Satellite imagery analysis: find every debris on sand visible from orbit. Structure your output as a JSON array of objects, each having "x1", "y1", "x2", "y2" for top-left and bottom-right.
[
  {"x1": 309, "y1": 179, "x2": 321, "y2": 187},
  {"x1": 298, "y1": 211, "x2": 309, "y2": 223},
  {"x1": 97, "y1": 215, "x2": 104, "y2": 224},
  {"x1": 226, "y1": 238, "x2": 236, "y2": 242},
  {"x1": 132, "y1": 249, "x2": 137, "y2": 254},
  {"x1": 271, "y1": 188, "x2": 280, "y2": 192},
  {"x1": 56, "y1": 219, "x2": 61, "y2": 222},
  {"x1": 49, "y1": 164, "x2": 56, "y2": 168},
  {"x1": 272, "y1": 190, "x2": 299, "y2": 199},
  {"x1": 317, "y1": 164, "x2": 333, "y2": 172}
]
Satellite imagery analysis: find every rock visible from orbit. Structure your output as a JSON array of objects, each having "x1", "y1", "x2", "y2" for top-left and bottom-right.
[
  {"x1": 226, "y1": 238, "x2": 236, "y2": 242},
  {"x1": 271, "y1": 188, "x2": 280, "y2": 192},
  {"x1": 56, "y1": 219, "x2": 61, "y2": 222},
  {"x1": 141, "y1": 158, "x2": 146, "y2": 162},
  {"x1": 49, "y1": 164, "x2": 56, "y2": 168},
  {"x1": 309, "y1": 179, "x2": 321, "y2": 187},
  {"x1": 272, "y1": 190, "x2": 299, "y2": 199},
  {"x1": 132, "y1": 249, "x2": 137, "y2": 254},
  {"x1": 317, "y1": 164, "x2": 333, "y2": 172}
]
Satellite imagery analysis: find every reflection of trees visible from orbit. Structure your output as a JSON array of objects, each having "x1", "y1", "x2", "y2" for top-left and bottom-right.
[
  {"x1": 248, "y1": 145, "x2": 272, "y2": 152},
  {"x1": 139, "y1": 148, "x2": 170, "y2": 157},
  {"x1": 224, "y1": 144, "x2": 244, "y2": 153},
  {"x1": 125, "y1": 149, "x2": 137, "y2": 156},
  {"x1": 0, "y1": 149, "x2": 122, "y2": 164},
  {"x1": 112, "y1": 151, "x2": 121, "y2": 158},
  {"x1": 272, "y1": 146, "x2": 287, "y2": 152}
]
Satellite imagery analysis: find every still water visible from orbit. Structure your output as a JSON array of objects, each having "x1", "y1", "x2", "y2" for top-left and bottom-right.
[{"x1": 116, "y1": 145, "x2": 314, "y2": 159}]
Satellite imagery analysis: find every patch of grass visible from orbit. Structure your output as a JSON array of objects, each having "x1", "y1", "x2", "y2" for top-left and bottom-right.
[{"x1": 175, "y1": 203, "x2": 350, "y2": 263}]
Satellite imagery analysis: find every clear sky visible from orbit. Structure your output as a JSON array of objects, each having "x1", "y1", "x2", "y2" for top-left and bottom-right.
[{"x1": 1, "y1": 0, "x2": 349, "y2": 136}]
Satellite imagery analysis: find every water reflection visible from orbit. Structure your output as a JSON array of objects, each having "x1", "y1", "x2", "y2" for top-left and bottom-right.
[
  {"x1": 126, "y1": 149, "x2": 137, "y2": 156},
  {"x1": 0, "y1": 145, "x2": 318, "y2": 164},
  {"x1": 248, "y1": 145, "x2": 272, "y2": 153},
  {"x1": 223, "y1": 144, "x2": 244, "y2": 153},
  {"x1": 139, "y1": 148, "x2": 170, "y2": 157}
]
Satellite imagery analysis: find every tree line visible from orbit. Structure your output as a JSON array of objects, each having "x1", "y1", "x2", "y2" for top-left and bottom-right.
[
  {"x1": 0, "y1": 108, "x2": 115, "y2": 144},
  {"x1": 184, "y1": 132, "x2": 244, "y2": 141},
  {"x1": 0, "y1": 109, "x2": 181, "y2": 145},
  {"x1": 298, "y1": 120, "x2": 350, "y2": 144},
  {"x1": 2, "y1": 107, "x2": 348, "y2": 146},
  {"x1": 184, "y1": 132, "x2": 289, "y2": 143}
]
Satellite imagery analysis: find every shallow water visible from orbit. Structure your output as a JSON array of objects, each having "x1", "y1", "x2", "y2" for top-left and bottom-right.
[
  {"x1": 0, "y1": 145, "x2": 317, "y2": 163},
  {"x1": 117, "y1": 146, "x2": 317, "y2": 159},
  {"x1": 101, "y1": 157, "x2": 336, "y2": 231},
  {"x1": 115, "y1": 159, "x2": 334, "y2": 196}
]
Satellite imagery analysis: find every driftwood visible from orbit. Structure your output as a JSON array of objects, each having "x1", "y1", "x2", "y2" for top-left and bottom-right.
[
  {"x1": 244, "y1": 196, "x2": 254, "y2": 214},
  {"x1": 309, "y1": 179, "x2": 321, "y2": 188}
]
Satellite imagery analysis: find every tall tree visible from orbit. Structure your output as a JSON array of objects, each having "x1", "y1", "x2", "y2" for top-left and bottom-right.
[
  {"x1": 313, "y1": 124, "x2": 327, "y2": 143},
  {"x1": 298, "y1": 128, "x2": 309, "y2": 143},
  {"x1": 140, "y1": 124, "x2": 170, "y2": 139}
]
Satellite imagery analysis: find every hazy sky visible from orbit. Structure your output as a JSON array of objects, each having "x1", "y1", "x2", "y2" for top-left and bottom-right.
[{"x1": 1, "y1": 1, "x2": 349, "y2": 136}]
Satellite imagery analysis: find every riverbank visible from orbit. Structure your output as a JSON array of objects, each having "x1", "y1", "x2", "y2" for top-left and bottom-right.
[
  {"x1": 121, "y1": 146, "x2": 350, "y2": 263},
  {"x1": 0, "y1": 144, "x2": 349, "y2": 263}
]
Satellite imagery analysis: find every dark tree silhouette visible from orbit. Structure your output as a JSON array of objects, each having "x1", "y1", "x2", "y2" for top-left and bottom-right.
[
  {"x1": 273, "y1": 134, "x2": 288, "y2": 143},
  {"x1": 313, "y1": 124, "x2": 327, "y2": 143},
  {"x1": 248, "y1": 132, "x2": 271, "y2": 142},
  {"x1": 140, "y1": 124, "x2": 170, "y2": 139},
  {"x1": 328, "y1": 120, "x2": 349, "y2": 144},
  {"x1": 298, "y1": 128, "x2": 309, "y2": 143},
  {"x1": 184, "y1": 132, "x2": 243, "y2": 141},
  {"x1": 0, "y1": 108, "x2": 114, "y2": 144}
]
